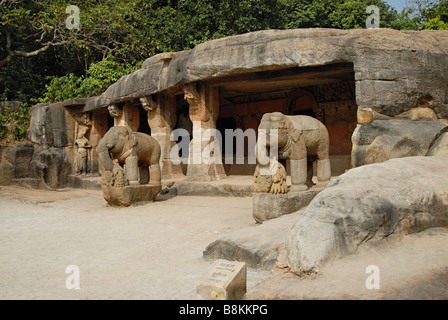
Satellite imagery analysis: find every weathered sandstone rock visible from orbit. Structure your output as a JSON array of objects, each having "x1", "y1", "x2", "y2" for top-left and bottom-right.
[
  {"x1": 252, "y1": 187, "x2": 324, "y2": 224},
  {"x1": 351, "y1": 120, "x2": 446, "y2": 167},
  {"x1": 84, "y1": 29, "x2": 447, "y2": 119},
  {"x1": 102, "y1": 184, "x2": 162, "y2": 207},
  {"x1": 277, "y1": 156, "x2": 448, "y2": 274}
]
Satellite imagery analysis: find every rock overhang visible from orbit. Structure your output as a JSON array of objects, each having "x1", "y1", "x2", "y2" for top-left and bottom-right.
[{"x1": 81, "y1": 28, "x2": 447, "y2": 117}]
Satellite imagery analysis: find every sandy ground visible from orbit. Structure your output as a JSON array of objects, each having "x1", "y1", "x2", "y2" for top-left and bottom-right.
[
  {"x1": 2, "y1": 184, "x2": 447, "y2": 300},
  {"x1": 0, "y1": 185, "x2": 271, "y2": 300},
  {"x1": 248, "y1": 227, "x2": 448, "y2": 299}
]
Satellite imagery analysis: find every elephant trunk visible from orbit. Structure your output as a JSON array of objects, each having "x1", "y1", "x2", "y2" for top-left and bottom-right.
[
  {"x1": 97, "y1": 140, "x2": 114, "y2": 171},
  {"x1": 255, "y1": 141, "x2": 271, "y2": 167}
]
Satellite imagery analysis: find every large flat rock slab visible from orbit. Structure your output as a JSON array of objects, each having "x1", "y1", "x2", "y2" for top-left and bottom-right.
[
  {"x1": 252, "y1": 185, "x2": 325, "y2": 223},
  {"x1": 203, "y1": 209, "x2": 305, "y2": 270}
]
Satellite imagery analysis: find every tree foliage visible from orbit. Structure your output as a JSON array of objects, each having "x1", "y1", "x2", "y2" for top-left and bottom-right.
[
  {"x1": 1, "y1": 0, "x2": 447, "y2": 106},
  {"x1": 1, "y1": 0, "x2": 447, "y2": 145},
  {"x1": 420, "y1": 0, "x2": 448, "y2": 29},
  {"x1": 38, "y1": 57, "x2": 141, "y2": 103}
]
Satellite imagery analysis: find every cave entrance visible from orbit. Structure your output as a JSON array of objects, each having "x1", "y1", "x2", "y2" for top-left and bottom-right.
[{"x1": 212, "y1": 62, "x2": 357, "y2": 177}]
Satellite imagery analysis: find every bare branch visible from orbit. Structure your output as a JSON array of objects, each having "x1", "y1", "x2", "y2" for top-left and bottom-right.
[
  {"x1": 13, "y1": 40, "x2": 69, "y2": 58},
  {"x1": 0, "y1": 0, "x2": 21, "y2": 9},
  {"x1": 0, "y1": 29, "x2": 70, "y2": 68}
]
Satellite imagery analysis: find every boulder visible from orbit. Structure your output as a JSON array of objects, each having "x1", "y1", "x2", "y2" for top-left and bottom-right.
[
  {"x1": 28, "y1": 103, "x2": 75, "y2": 148},
  {"x1": 1, "y1": 142, "x2": 35, "y2": 181},
  {"x1": 252, "y1": 187, "x2": 324, "y2": 224},
  {"x1": 277, "y1": 156, "x2": 448, "y2": 274},
  {"x1": 28, "y1": 104, "x2": 51, "y2": 146},
  {"x1": 204, "y1": 211, "x2": 304, "y2": 270},
  {"x1": 351, "y1": 120, "x2": 446, "y2": 167},
  {"x1": 0, "y1": 142, "x2": 72, "y2": 189},
  {"x1": 410, "y1": 107, "x2": 438, "y2": 121}
]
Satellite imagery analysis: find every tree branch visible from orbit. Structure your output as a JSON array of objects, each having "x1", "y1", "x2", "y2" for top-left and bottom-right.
[
  {"x1": 0, "y1": 31, "x2": 13, "y2": 68},
  {"x1": 0, "y1": 27, "x2": 70, "y2": 69}
]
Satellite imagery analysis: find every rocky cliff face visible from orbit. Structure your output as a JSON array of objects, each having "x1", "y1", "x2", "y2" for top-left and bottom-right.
[
  {"x1": 92, "y1": 28, "x2": 447, "y2": 119},
  {"x1": 3, "y1": 28, "x2": 448, "y2": 186}
]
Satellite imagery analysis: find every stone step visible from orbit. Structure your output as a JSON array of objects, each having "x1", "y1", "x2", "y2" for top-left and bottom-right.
[{"x1": 66, "y1": 175, "x2": 102, "y2": 190}]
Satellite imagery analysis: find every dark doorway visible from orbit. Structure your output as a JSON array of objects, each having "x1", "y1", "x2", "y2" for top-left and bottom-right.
[
  {"x1": 138, "y1": 107, "x2": 151, "y2": 135},
  {"x1": 217, "y1": 117, "x2": 237, "y2": 157},
  {"x1": 292, "y1": 108, "x2": 316, "y2": 117}
]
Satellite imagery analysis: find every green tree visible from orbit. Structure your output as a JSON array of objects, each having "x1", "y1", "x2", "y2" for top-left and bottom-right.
[
  {"x1": 284, "y1": 0, "x2": 408, "y2": 29},
  {"x1": 39, "y1": 57, "x2": 141, "y2": 103},
  {"x1": 0, "y1": 103, "x2": 30, "y2": 144},
  {"x1": 147, "y1": 0, "x2": 287, "y2": 52},
  {"x1": 1, "y1": 0, "x2": 155, "y2": 105},
  {"x1": 420, "y1": 0, "x2": 448, "y2": 29},
  {"x1": 0, "y1": 0, "x2": 430, "y2": 110}
]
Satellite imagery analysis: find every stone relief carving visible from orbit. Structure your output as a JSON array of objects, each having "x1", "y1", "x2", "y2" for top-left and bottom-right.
[
  {"x1": 108, "y1": 104, "x2": 123, "y2": 118},
  {"x1": 253, "y1": 158, "x2": 288, "y2": 194},
  {"x1": 183, "y1": 82, "x2": 210, "y2": 123},
  {"x1": 74, "y1": 125, "x2": 92, "y2": 175},
  {"x1": 140, "y1": 96, "x2": 158, "y2": 112},
  {"x1": 112, "y1": 159, "x2": 129, "y2": 187},
  {"x1": 101, "y1": 159, "x2": 129, "y2": 188}
]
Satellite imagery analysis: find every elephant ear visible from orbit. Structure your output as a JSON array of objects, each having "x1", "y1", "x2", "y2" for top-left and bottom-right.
[{"x1": 290, "y1": 129, "x2": 302, "y2": 142}]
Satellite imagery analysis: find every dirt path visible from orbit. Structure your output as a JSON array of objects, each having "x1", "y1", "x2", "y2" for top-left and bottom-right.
[{"x1": 0, "y1": 185, "x2": 270, "y2": 300}]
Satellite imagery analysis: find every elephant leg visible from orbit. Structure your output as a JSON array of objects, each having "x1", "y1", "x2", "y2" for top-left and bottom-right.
[
  {"x1": 317, "y1": 159, "x2": 331, "y2": 182},
  {"x1": 125, "y1": 156, "x2": 139, "y2": 185},
  {"x1": 316, "y1": 131, "x2": 331, "y2": 182},
  {"x1": 149, "y1": 164, "x2": 162, "y2": 186},
  {"x1": 306, "y1": 158, "x2": 315, "y2": 188},
  {"x1": 139, "y1": 166, "x2": 150, "y2": 184},
  {"x1": 290, "y1": 158, "x2": 308, "y2": 192}
]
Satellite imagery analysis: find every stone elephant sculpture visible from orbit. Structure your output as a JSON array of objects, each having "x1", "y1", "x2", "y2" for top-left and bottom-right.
[
  {"x1": 256, "y1": 112, "x2": 331, "y2": 191},
  {"x1": 97, "y1": 126, "x2": 161, "y2": 186}
]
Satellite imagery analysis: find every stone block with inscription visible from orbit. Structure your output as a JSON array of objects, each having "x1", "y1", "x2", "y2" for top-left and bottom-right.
[{"x1": 196, "y1": 259, "x2": 246, "y2": 300}]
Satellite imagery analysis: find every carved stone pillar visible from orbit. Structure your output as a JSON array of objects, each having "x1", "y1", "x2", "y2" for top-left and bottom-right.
[
  {"x1": 142, "y1": 94, "x2": 182, "y2": 179},
  {"x1": 183, "y1": 83, "x2": 226, "y2": 181},
  {"x1": 108, "y1": 103, "x2": 139, "y2": 132}
]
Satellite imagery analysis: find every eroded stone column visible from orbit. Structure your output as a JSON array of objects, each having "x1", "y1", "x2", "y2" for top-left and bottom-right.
[
  {"x1": 142, "y1": 94, "x2": 183, "y2": 179},
  {"x1": 183, "y1": 83, "x2": 226, "y2": 181}
]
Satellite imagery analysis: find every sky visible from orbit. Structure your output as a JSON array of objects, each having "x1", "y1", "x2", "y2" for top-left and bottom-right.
[{"x1": 384, "y1": 0, "x2": 408, "y2": 12}]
